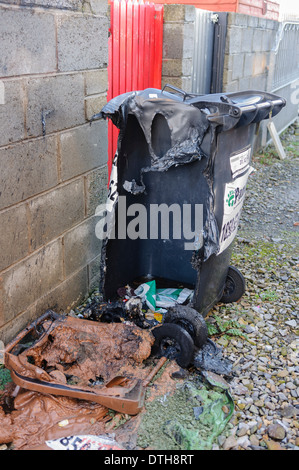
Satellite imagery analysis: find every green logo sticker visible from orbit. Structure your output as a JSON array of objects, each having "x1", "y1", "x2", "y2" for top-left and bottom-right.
[{"x1": 226, "y1": 190, "x2": 235, "y2": 207}]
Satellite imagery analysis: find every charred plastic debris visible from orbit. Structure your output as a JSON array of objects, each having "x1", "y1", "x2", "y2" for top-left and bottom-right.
[
  {"x1": 77, "y1": 283, "x2": 233, "y2": 376},
  {"x1": 1, "y1": 86, "x2": 286, "y2": 449},
  {"x1": 4, "y1": 289, "x2": 233, "y2": 417},
  {"x1": 2, "y1": 300, "x2": 233, "y2": 450}
]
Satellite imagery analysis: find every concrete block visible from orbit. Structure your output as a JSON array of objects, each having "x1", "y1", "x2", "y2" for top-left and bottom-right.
[
  {"x1": 0, "y1": 79, "x2": 25, "y2": 147},
  {"x1": 184, "y1": 5, "x2": 195, "y2": 23},
  {"x1": 29, "y1": 178, "x2": 85, "y2": 250},
  {"x1": 60, "y1": 120, "x2": 108, "y2": 181},
  {"x1": 0, "y1": 205, "x2": 29, "y2": 271},
  {"x1": 163, "y1": 24, "x2": 184, "y2": 59},
  {"x1": 63, "y1": 217, "x2": 102, "y2": 277},
  {"x1": 0, "y1": 267, "x2": 88, "y2": 343},
  {"x1": 247, "y1": 15, "x2": 259, "y2": 28},
  {"x1": 20, "y1": 0, "x2": 82, "y2": 9},
  {"x1": 241, "y1": 28, "x2": 253, "y2": 53},
  {"x1": 0, "y1": 136, "x2": 58, "y2": 210},
  {"x1": 88, "y1": 253, "x2": 101, "y2": 291},
  {"x1": 224, "y1": 80, "x2": 240, "y2": 93},
  {"x1": 0, "y1": 239, "x2": 63, "y2": 323},
  {"x1": 253, "y1": 53, "x2": 267, "y2": 76},
  {"x1": 251, "y1": 74, "x2": 267, "y2": 91},
  {"x1": 262, "y1": 30, "x2": 274, "y2": 52},
  {"x1": 222, "y1": 68, "x2": 233, "y2": 87},
  {"x1": 258, "y1": 18, "x2": 268, "y2": 30},
  {"x1": 57, "y1": 14, "x2": 108, "y2": 72},
  {"x1": 183, "y1": 22, "x2": 194, "y2": 59},
  {"x1": 224, "y1": 54, "x2": 233, "y2": 71},
  {"x1": 181, "y1": 77, "x2": 192, "y2": 93},
  {"x1": 232, "y1": 53, "x2": 245, "y2": 81},
  {"x1": 0, "y1": 302, "x2": 41, "y2": 346},
  {"x1": 238, "y1": 76, "x2": 251, "y2": 90},
  {"x1": 227, "y1": 12, "x2": 237, "y2": 26},
  {"x1": 252, "y1": 28, "x2": 264, "y2": 53},
  {"x1": 85, "y1": 165, "x2": 109, "y2": 218},
  {"x1": 0, "y1": 8, "x2": 56, "y2": 77},
  {"x1": 162, "y1": 59, "x2": 183, "y2": 78},
  {"x1": 182, "y1": 58, "x2": 192, "y2": 77},
  {"x1": 0, "y1": 1, "x2": 19, "y2": 5},
  {"x1": 31, "y1": 266, "x2": 88, "y2": 317},
  {"x1": 85, "y1": 69, "x2": 108, "y2": 96},
  {"x1": 243, "y1": 53, "x2": 254, "y2": 78},
  {"x1": 228, "y1": 13, "x2": 248, "y2": 27},
  {"x1": 163, "y1": 4, "x2": 185, "y2": 22},
  {"x1": 89, "y1": 0, "x2": 108, "y2": 16},
  {"x1": 226, "y1": 26, "x2": 243, "y2": 55},
  {"x1": 266, "y1": 19, "x2": 279, "y2": 31},
  {"x1": 26, "y1": 74, "x2": 85, "y2": 137},
  {"x1": 85, "y1": 93, "x2": 107, "y2": 121},
  {"x1": 162, "y1": 76, "x2": 183, "y2": 91}
]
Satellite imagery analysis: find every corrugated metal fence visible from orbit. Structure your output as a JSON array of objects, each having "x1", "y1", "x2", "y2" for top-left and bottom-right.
[
  {"x1": 191, "y1": 9, "x2": 215, "y2": 94},
  {"x1": 107, "y1": 0, "x2": 164, "y2": 177},
  {"x1": 191, "y1": 11, "x2": 228, "y2": 95}
]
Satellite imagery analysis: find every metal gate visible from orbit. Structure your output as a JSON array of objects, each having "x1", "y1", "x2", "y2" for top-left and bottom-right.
[
  {"x1": 107, "y1": 0, "x2": 164, "y2": 177},
  {"x1": 192, "y1": 9, "x2": 215, "y2": 94},
  {"x1": 192, "y1": 10, "x2": 227, "y2": 95},
  {"x1": 272, "y1": 22, "x2": 299, "y2": 92}
]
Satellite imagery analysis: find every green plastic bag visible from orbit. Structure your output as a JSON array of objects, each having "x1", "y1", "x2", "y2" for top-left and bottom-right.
[
  {"x1": 134, "y1": 280, "x2": 193, "y2": 312},
  {"x1": 138, "y1": 378, "x2": 234, "y2": 451}
]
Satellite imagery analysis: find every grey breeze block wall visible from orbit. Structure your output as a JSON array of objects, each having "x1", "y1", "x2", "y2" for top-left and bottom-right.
[
  {"x1": 162, "y1": 4, "x2": 195, "y2": 93},
  {"x1": 222, "y1": 13, "x2": 296, "y2": 146},
  {"x1": 222, "y1": 13, "x2": 279, "y2": 94},
  {"x1": 0, "y1": 0, "x2": 109, "y2": 344},
  {"x1": 161, "y1": 6, "x2": 280, "y2": 96},
  {"x1": 162, "y1": 7, "x2": 294, "y2": 147}
]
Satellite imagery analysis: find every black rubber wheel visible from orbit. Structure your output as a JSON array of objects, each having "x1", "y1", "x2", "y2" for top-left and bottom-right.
[
  {"x1": 163, "y1": 305, "x2": 208, "y2": 349},
  {"x1": 220, "y1": 266, "x2": 246, "y2": 304},
  {"x1": 152, "y1": 323, "x2": 194, "y2": 368}
]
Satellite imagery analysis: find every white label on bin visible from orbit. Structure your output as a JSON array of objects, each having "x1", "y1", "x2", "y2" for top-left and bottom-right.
[
  {"x1": 106, "y1": 153, "x2": 118, "y2": 213},
  {"x1": 218, "y1": 168, "x2": 251, "y2": 255},
  {"x1": 230, "y1": 147, "x2": 251, "y2": 179},
  {"x1": 95, "y1": 154, "x2": 118, "y2": 241},
  {"x1": 45, "y1": 435, "x2": 123, "y2": 451}
]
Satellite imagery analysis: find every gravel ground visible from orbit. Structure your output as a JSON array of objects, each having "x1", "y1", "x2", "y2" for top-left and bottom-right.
[{"x1": 210, "y1": 121, "x2": 299, "y2": 450}]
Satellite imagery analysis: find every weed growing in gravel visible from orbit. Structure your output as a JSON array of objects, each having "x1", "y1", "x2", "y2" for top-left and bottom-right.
[
  {"x1": 259, "y1": 289, "x2": 279, "y2": 301},
  {"x1": 206, "y1": 315, "x2": 249, "y2": 342}
]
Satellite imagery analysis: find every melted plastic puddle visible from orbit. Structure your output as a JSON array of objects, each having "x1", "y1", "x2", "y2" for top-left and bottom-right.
[
  {"x1": 14, "y1": 316, "x2": 154, "y2": 386},
  {"x1": 1, "y1": 313, "x2": 156, "y2": 449},
  {"x1": 0, "y1": 389, "x2": 110, "y2": 450}
]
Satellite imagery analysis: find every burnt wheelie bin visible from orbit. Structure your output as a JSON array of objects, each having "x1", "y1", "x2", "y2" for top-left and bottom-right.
[{"x1": 97, "y1": 85, "x2": 285, "y2": 363}]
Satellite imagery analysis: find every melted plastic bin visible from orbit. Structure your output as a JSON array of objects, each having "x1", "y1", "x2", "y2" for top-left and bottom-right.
[{"x1": 98, "y1": 85, "x2": 286, "y2": 317}]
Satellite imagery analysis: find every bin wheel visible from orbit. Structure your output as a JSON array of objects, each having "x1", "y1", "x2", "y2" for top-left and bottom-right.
[
  {"x1": 163, "y1": 305, "x2": 208, "y2": 349},
  {"x1": 220, "y1": 266, "x2": 245, "y2": 304},
  {"x1": 152, "y1": 323, "x2": 194, "y2": 368}
]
